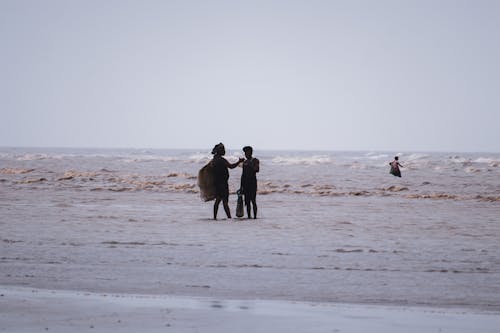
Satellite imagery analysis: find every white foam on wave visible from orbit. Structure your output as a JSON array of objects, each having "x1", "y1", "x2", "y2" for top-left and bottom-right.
[
  {"x1": 272, "y1": 155, "x2": 333, "y2": 165},
  {"x1": 473, "y1": 157, "x2": 500, "y2": 166},
  {"x1": 448, "y1": 155, "x2": 470, "y2": 164},
  {"x1": 123, "y1": 156, "x2": 177, "y2": 163},
  {"x1": 122, "y1": 152, "x2": 212, "y2": 164},
  {"x1": 365, "y1": 153, "x2": 389, "y2": 160},
  {"x1": 5, "y1": 152, "x2": 82, "y2": 161},
  {"x1": 188, "y1": 153, "x2": 212, "y2": 164},
  {"x1": 15, "y1": 153, "x2": 52, "y2": 161},
  {"x1": 406, "y1": 153, "x2": 430, "y2": 161}
]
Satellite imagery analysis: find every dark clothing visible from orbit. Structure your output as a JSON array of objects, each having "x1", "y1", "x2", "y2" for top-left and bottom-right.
[
  {"x1": 389, "y1": 161, "x2": 402, "y2": 177},
  {"x1": 212, "y1": 155, "x2": 230, "y2": 200},
  {"x1": 241, "y1": 158, "x2": 258, "y2": 204}
]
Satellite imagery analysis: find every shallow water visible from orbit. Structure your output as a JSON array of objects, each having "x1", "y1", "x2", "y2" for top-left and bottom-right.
[
  {"x1": 1, "y1": 148, "x2": 499, "y2": 201},
  {"x1": 2, "y1": 287, "x2": 499, "y2": 333},
  {"x1": 1, "y1": 148, "x2": 499, "y2": 310}
]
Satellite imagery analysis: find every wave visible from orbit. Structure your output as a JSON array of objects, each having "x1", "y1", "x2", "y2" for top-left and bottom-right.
[
  {"x1": 3, "y1": 149, "x2": 499, "y2": 172},
  {"x1": 5, "y1": 168, "x2": 499, "y2": 202},
  {"x1": 406, "y1": 153, "x2": 430, "y2": 161},
  {"x1": 14, "y1": 177, "x2": 48, "y2": 184},
  {"x1": 0, "y1": 168, "x2": 35, "y2": 174},
  {"x1": 167, "y1": 172, "x2": 197, "y2": 179},
  {"x1": 15, "y1": 154, "x2": 52, "y2": 161},
  {"x1": 123, "y1": 156, "x2": 181, "y2": 163},
  {"x1": 272, "y1": 155, "x2": 333, "y2": 165},
  {"x1": 464, "y1": 167, "x2": 482, "y2": 173},
  {"x1": 474, "y1": 195, "x2": 500, "y2": 202},
  {"x1": 122, "y1": 152, "x2": 212, "y2": 164},
  {"x1": 405, "y1": 193, "x2": 460, "y2": 200},
  {"x1": 365, "y1": 153, "x2": 389, "y2": 160},
  {"x1": 473, "y1": 157, "x2": 500, "y2": 167},
  {"x1": 58, "y1": 171, "x2": 100, "y2": 180},
  {"x1": 187, "y1": 153, "x2": 212, "y2": 164},
  {"x1": 10, "y1": 153, "x2": 84, "y2": 161},
  {"x1": 0, "y1": 148, "x2": 214, "y2": 164}
]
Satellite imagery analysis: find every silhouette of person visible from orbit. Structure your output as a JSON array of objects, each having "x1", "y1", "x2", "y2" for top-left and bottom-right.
[
  {"x1": 240, "y1": 146, "x2": 260, "y2": 219},
  {"x1": 211, "y1": 143, "x2": 243, "y2": 220},
  {"x1": 389, "y1": 156, "x2": 403, "y2": 177}
]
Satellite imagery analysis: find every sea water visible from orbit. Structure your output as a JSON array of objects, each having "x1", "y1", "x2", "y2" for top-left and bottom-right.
[
  {"x1": 1, "y1": 147, "x2": 499, "y2": 199},
  {"x1": 1, "y1": 147, "x2": 499, "y2": 310}
]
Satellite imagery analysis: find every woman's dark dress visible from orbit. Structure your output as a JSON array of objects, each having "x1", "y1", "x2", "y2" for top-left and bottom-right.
[
  {"x1": 389, "y1": 161, "x2": 401, "y2": 177},
  {"x1": 212, "y1": 155, "x2": 230, "y2": 200}
]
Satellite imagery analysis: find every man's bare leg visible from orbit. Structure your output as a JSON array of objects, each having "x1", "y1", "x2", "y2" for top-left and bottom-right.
[
  {"x1": 252, "y1": 199, "x2": 257, "y2": 219},
  {"x1": 222, "y1": 199, "x2": 231, "y2": 218}
]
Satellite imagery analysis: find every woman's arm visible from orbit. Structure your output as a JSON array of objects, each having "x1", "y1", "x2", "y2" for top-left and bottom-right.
[{"x1": 226, "y1": 158, "x2": 244, "y2": 169}]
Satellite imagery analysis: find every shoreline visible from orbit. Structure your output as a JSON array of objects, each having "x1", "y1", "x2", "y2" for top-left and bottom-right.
[
  {"x1": 1, "y1": 281, "x2": 498, "y2": 313},
  {"x1": 1, "y1": 286, "x2": 499, "y2": 333}
]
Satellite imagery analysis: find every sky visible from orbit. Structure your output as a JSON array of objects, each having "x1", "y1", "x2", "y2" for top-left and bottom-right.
[{"x1": 1, "y1": 0, "x2": 499, "y2": 152}]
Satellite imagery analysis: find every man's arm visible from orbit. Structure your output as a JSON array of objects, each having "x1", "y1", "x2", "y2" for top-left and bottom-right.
[{"x1": 253, "y1": 159, "x2": 260, "y2": 173}]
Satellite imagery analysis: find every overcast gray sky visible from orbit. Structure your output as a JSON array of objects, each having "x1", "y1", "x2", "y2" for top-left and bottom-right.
[{"x1": 1, "y1": 0, "x2": 499, "y2": 152}]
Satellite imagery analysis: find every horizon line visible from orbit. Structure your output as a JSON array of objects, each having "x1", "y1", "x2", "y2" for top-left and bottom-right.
[{"x1": 1, "y1": 145, "x2": 499, "y2": 155}]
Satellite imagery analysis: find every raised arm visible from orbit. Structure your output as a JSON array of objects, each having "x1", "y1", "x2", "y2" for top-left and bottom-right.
[{"x1": 226, "y1": 157, "x2": 244, "y2": 169}]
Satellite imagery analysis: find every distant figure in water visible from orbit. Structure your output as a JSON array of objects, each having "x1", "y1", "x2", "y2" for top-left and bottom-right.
[
  {"x1": 389, "y1": 156, "x2": 403, "y2": 177},
  {"x1": 240, "y1": 146, "x2": 260, "y2": 219},
  {"x1": 211, "y1": 143, "x2": 243, "y2": 220}
]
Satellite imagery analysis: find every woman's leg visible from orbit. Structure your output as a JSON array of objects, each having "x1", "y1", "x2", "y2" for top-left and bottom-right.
[
  {"x1": 222, "y1": 199, "x2": 231, "y2": 218},
  {"x1": 213, "y1": 198, "x2": 221, "y2": 220}
]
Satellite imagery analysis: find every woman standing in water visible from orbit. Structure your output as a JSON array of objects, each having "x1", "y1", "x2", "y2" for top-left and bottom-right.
[
  {"x1": 389, "y1": 156, "x2": 404, "y2": 177},
  {"x1": 211, "y1": 143, "x2": 243, "y2": 220},
  {"x1": 240, "y1": 146, "x2": 260, "y2": 219}
]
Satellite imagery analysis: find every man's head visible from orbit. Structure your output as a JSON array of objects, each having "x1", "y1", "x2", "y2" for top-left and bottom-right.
[{"x1": 243, "y1": 146, "x2": 253, "y2": 159}]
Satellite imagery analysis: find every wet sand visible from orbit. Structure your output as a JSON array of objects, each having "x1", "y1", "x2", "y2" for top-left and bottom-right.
[
  {"x1": 2, "y1": 148, "x2": 500, "y2": 331},
  {"x1": 2, "y1": 286, "x2": 499, "y2": 333},
  {"x1": 2, "y1": 190, "x2": 500, "y2": 310}
]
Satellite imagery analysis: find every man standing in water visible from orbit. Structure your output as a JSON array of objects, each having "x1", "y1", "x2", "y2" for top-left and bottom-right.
[
  {"x1": 240, "y1": 146, "x2": 260, "y2": 219},
  {"x1": 212, "y1": 143, "x2": 243, "y2": 220}
]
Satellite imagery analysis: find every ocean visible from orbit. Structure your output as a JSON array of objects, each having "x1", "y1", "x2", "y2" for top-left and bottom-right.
[
  {"x1": 1, "y1": 147, "x2": 499, "y2": 310},
  {"x1": 2, "y1": 147, "x2": 499, "y2": 200}
]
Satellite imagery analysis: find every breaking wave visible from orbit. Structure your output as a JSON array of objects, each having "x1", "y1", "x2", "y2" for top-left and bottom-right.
[
  {"x1": 1, "y1": 148, "x2": 499, "y2": 202},
  {"x1": 3, "y1": 167, "x2": 498, "y2": 202},
  {"x1": 0, "y1": 168, "x2": 35, "y2": 174},
  {"x1": 472, "y1": 157, "x2": 500, "y2": 167},
  {"x1": 272, "y1": 155, "x2": 333, "y2": 165}
]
